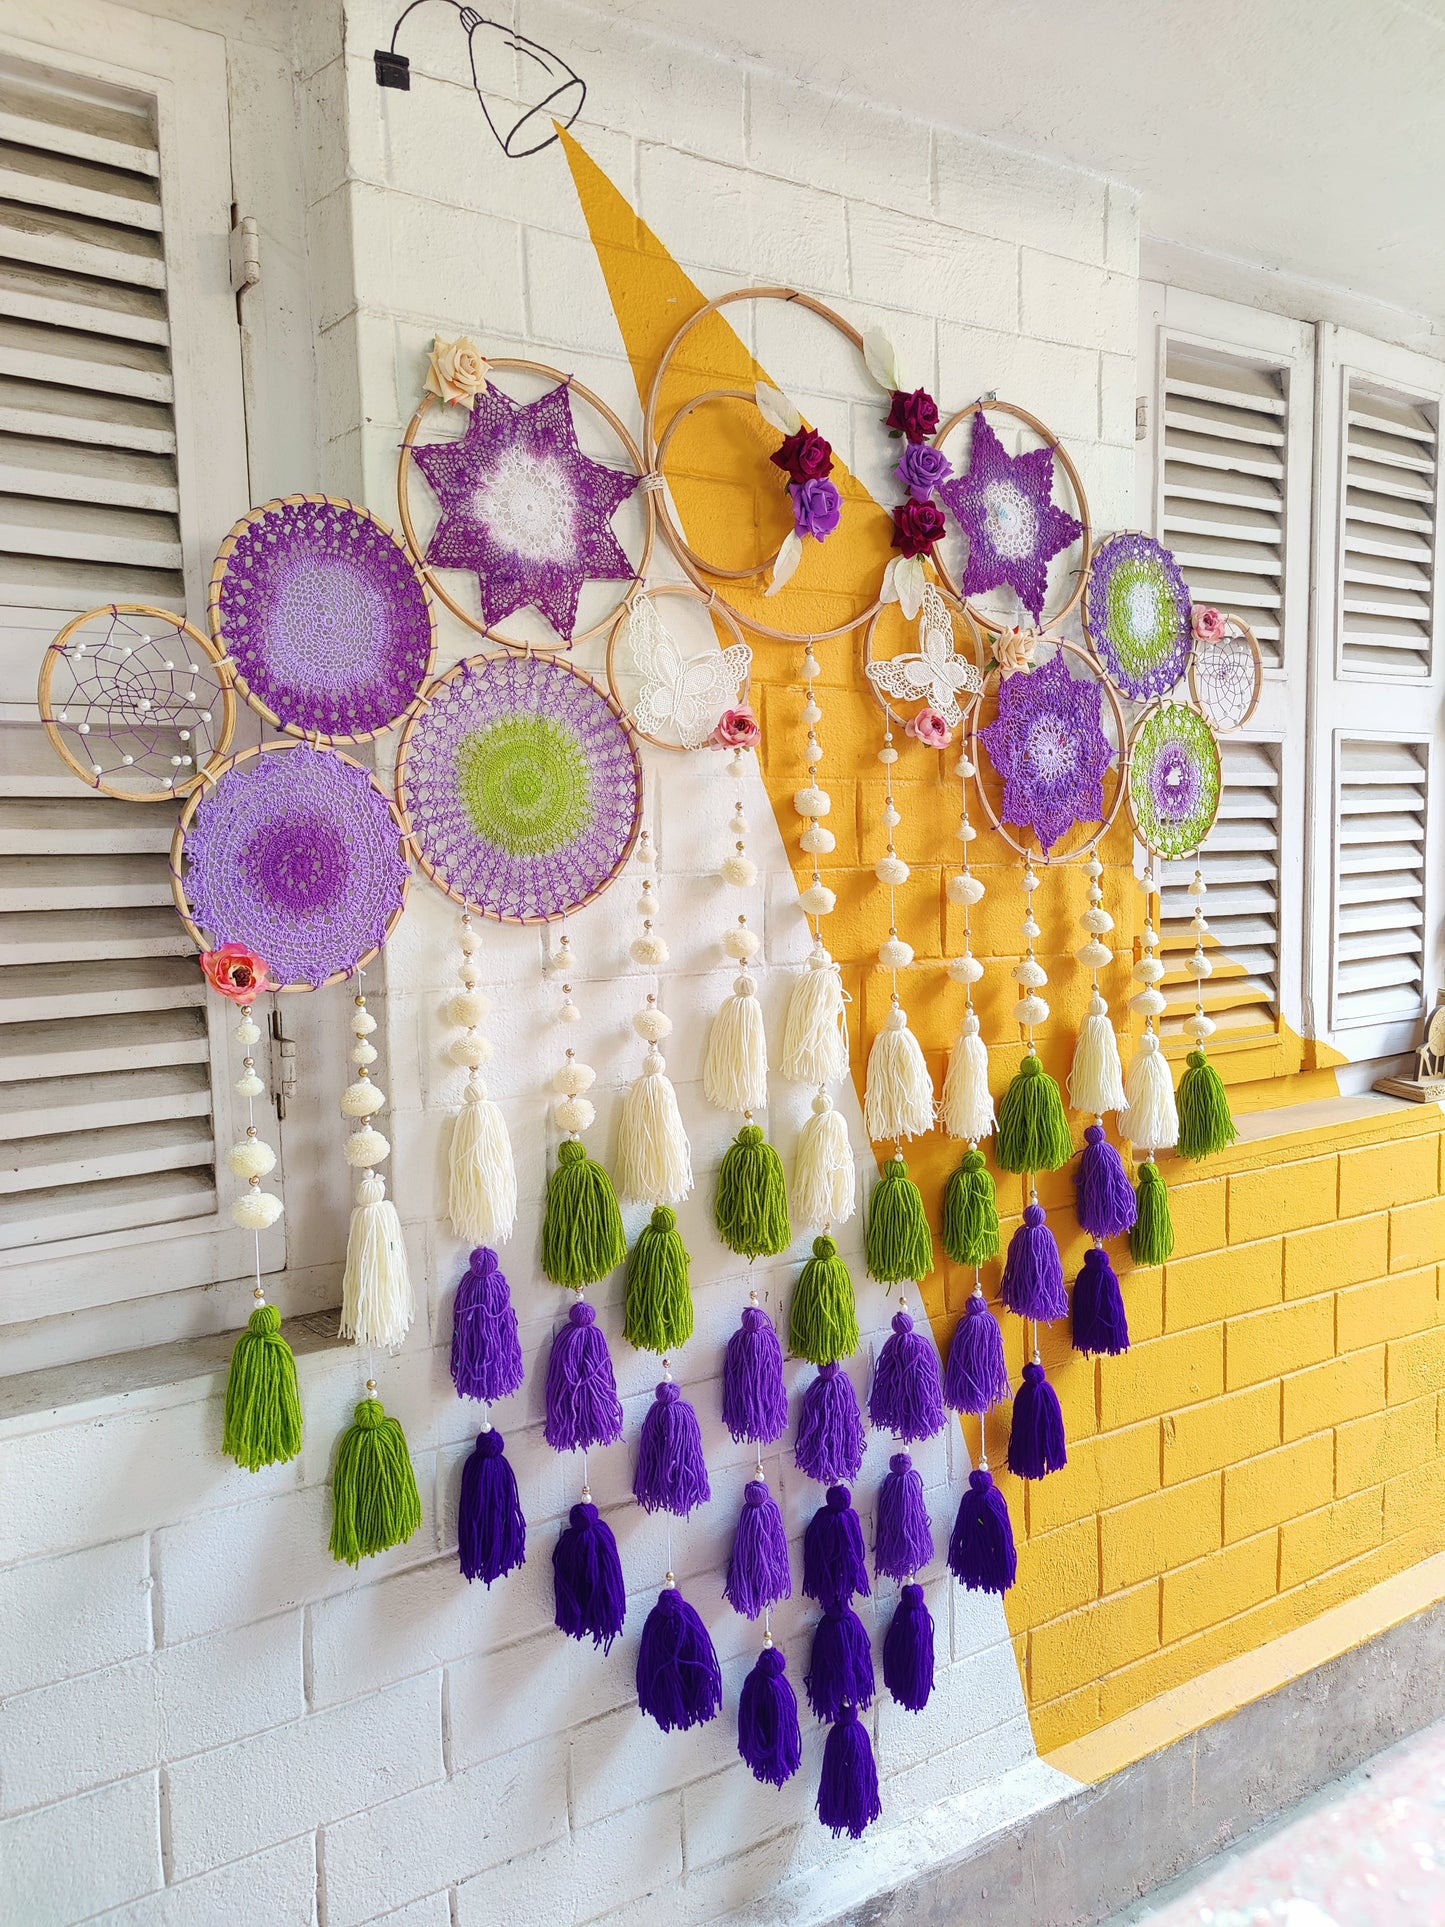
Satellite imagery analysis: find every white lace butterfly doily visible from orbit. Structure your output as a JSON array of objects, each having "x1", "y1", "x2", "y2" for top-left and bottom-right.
[
  {"x1": 626, "y1": 594, "x2": 753, "y2": 749},
  {"x1": 865, "y1": 582, "x2": 985, "y2": 726}
]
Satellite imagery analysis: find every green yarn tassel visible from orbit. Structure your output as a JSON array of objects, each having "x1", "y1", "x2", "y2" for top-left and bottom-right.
[
  {"x1": 329, "y1": 1396, "x2": 423, "y2": 1567},
  {"x1": 789, "y1": 1234, "x2": 860, "y2": 1365},
  {"x1": 624, "y1": 1205, "x2": 695, "y2": 1352},
  {"x1": 1130, "y1": 1161, "x2": 1175, "y2": 1265},
  {"x1": 1176, "y1": 1050, "x2": 1238, "y2": 1161},
  {"x1": 865, "y1": 1154, "x2": 934, "y2": 1284},
  {"x1": 942, "y1": 1148, "x2": 1002, "y2": 1267},
  {"x1": 541, "y1": 1139, "x2": 627, "y2": 1287},
  {"x1": 995, "y1": 1053, "x2": 1074, "y2": 1175},
  {"x1": 222, "y1": 1303, "x2": 303, "y2": 1472},
  {"x1": 715, "y1": 1124, "x2": 792, "y2": 1260}
]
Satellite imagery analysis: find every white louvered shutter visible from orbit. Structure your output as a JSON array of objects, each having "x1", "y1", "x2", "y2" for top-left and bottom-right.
[
  {"x1": 1338, "y1": 384, "x2": 1437, "y2": 679},
  {"x1": 1331, "y1": 740, "x2": 1428, "y2": 1031}
]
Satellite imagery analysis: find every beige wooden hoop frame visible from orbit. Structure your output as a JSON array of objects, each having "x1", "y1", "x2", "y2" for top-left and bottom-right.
[
  {"x1": 860, "y1": 585, "x2": 988, "y2": 725},
  {"x1": 208, "y1": 494, "x2": 436, "y2": 745},
  {"x1": 931, "y1": 399, "x2": 1093, "y2": 635},
  {"x1": 965, "y1": 638, "x2": 1127, "y2": 863},
  {"x1": 1188, "y1": 612, "x2": 1263, "y2": 732},
  {"x1": 603, "y1": 580, "x2": 752, "y2": 753},
  {"x1": 39, "y1": 602, "x2": 237, "y2": 802},
  {"x1": 396, "y1": 364, "x2": 656, "y2": 652},
  {"x1": 170, "y1": 738, "x2": 411, "y2": 993},
  {"x1": 644, "y1": 285, "x2": 884, "y2": 644},
  {"x1": 1123, "y1": 697, "x2": 1225, "y2": 863},
  {"x1": 393, "y1": 650, "x2": 643, "y2": 921}
]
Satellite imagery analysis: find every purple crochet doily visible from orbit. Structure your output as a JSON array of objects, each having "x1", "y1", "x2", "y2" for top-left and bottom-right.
[
  {"x1": 183, "y1": 745, "x2": 410, "y2": 987},
  {"x1": 1083, "y1": 532, "x2": 1193, "y2": 701},
  {"x1": 978, "y1": 651, "x2": 1115, "y2": 854},
  {"x1": 399, "y1": 653, "x2": 642, "y2": 921},
  {"x1": 212, "y1": 498, "x2": 434, "y2": 739},
  {"x1": 939, "y1": 413, "x2": 1083, "y2": 622}
]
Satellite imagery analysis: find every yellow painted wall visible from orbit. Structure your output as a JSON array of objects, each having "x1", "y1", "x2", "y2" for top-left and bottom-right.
[{"x1": 564, "y1": 132, "x2": 1445, "y2": 1754}]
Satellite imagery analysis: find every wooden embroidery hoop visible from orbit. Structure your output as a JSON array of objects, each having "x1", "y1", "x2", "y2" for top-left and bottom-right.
[
  {"x1": 603, "y1": 580, "x2": 753, "y2": 752},
  {"x1": 1189, "y1": 612, "x2": 1263, "y2": 732}
]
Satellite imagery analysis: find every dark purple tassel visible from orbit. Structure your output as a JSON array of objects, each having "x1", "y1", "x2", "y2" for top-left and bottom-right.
[
  {"x1": 875, "y1": 1451, "x2": 933, "y2": 1581},
  {"x1": 633, "y1": 1379, "x2": 710, "y2": 1516},
  {"x1": 450, "y1": 1247, "x2": 524, "y2": 1403},
  {"x1": 948, "y1": 1468, "x2": 1017, "y2": 1594},
  {"x1": 737, "y1": 1645, "x2": 802, "y2": 1787},
  {"x1": 544, "y1": 1300, "x2": 624, "y2": 1452},
  {"x1": 795, "y1": 1362, "x2": 866, "y2": 1485},
  {"x1": 817, "y1": 1703, "x2": 882, "y2": 1838},
  {"x1": 1076, "y1": 1125, "x2": 1138, "y2": 1239},
  {"x1": 553, "y1": 1501, "x2": 626, "y2": 1651},
  {"x1": 724, "y1": 1480, "x2": 792, "y2": 1619},
  {"x1": 1071, "y1": 1246, "x2": 1131, "y2": 1356},
  {"x1": 458, "y1": 1427, "x2": 525, "y2": 1586},
  {"x1": 882, "y1": 1582, "x2": 934, "y2": 1712},
  {"x1": 802, "y1": 1484, "x2": 870, "y2": 1608},
  {"x1": 722, "y1": 1302, "x2": 789, "y2": 1444},
  {"x1": 943, "y1": 1291, "x2": 1012, "y2": 1414},
  {"x1": 805, "y1": 1602, "x2": 875, "y2": 1720},
  {"x1": 1007, "y1": 1360, "x2": 1068, "y2": 1479},
  {"x1": 636, "y1": 1585, "x2": 723, "y2": 1731},
  {"x1": 1000, "y1": 1203, "x2": 1068, "y2": 1322},
  {"x1": 868, "y1": 1309, "x2": 946, "y2": 1442}
]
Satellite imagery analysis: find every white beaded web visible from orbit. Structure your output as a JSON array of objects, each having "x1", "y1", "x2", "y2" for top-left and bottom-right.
[{"x1": 1190, "y1": 624, "x2": 1261, "y2": 733}]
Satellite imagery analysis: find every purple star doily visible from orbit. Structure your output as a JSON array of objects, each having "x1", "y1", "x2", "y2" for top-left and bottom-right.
[
  {"x1": 939, "y1": 413, "x2": 1083, "y2": 621},
  {"x1": 411, "y1": 382, "x2": 639, "y2": 641},
  {"x1": 978, "y1": 652, "x2": 1115, "y2": 854}
]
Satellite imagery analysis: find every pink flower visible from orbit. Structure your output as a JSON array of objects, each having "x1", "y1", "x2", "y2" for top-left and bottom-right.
[
  {"x1": 1193, "y1": 606, "x2": 1227, "y2": 642},
  {"x1": 201, "y1": 943, "x2": 272, "y2": 1004},
  {"x1": 906, "y1": 706, "x2": 953, "y2": 750},
  {"x1": 711, "y1": 706, "x2": 761, "y2": 750}
]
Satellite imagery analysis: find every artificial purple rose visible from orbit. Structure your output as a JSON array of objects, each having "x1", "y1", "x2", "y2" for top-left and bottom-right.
[
  {"x1": 791, "y1": 477, "x2": 842, "y2": 540},
  {"x1": 771, "y1": 427, "x2": 834, "y2": 484},
  {"x1": 895, "y1": 441, "x2": 952, "y2": 503},
  {"x1": 891, "y1": 498, "x2": 947, "y2": 558},
  {"x1": 886, "y1": 387, "x2": 940, "y2": 443}
]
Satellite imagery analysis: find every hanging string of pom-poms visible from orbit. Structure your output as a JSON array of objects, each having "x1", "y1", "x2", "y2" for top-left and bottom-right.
[{"x1": 445, "y1": 906, "x2": 517, "y2": 1248}]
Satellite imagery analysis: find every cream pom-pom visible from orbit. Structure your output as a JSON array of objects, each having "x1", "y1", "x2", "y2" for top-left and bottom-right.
[
  {"x1": 351, "y1": 1006, "x2": 377, "y2": 1037},
  {"x1": 236, "y1": 1070, "x2": 265, "y2": 1098},
  {"x1": 555, "y1": 1058, "x2": 596, "y2": 1096},
  {"x1": 232, "y1": 1189, "x2": 284, "y2": 1231},
  {"x1": 800, "y1": 824, "x2": 836, "y2": 855},
  {"x1": 878, "y1": 936, "x2": 914, "y2": 970},
  {"x1": 1012, "y1": 958, "x2": 1048, "y2": 989},
  {"x1": 723, "y1": 922, "x2": 762, "y2": 962},
  {"x1": 875, "y1": 854, "x2": 910, "y2": 887},
  {"x1": 449, "y1": 1033, "x2": 491, "y2": 1069},
  {"x1": 1133, "y1": 955, "x2": 1166, "y2": 984},
  {"x1": 556, "y1": 1095, "x2": 596, "y2": 1135},
  {"x1": 234, "y1": 1016, "x2": 261, "y2": 1047},
  {"x1": 1184, "y1": 1011, "x2": 1217, "y2": 1040},
  {"x1": 350, "y1": 1037, "x2": 379, "y2": 1066},
  {"x1": 227, "y1": 1136, "x2": 277, "y2": 1181},
  {"x1": 1076, "y1": 938, "x2": 1113, "y2": 969},
  {"x1": 1129, "y1": 985, "x2": 1168, "y2": 1019},
  {"x1": 459, "y1": 921, "x2": 483, "y2": 956},
  {"x1": 799, "y1": 882, "x2": 837, "y2": 917},
  {"x1": 630, "y1": 930, "x2": 670, "y2": 966},
  {"x1": 949, "y1": 952, "x2": 984, "y2": 986},
  {"x1": 947, "y1": 872, "x2": 984, "y2": 907},
  {"x1": 634, "y1": 1004, "x2": 673, "y2": 1043},
  {"x1": 448, "y1": 988, "x2": 490, "y2": 1028},
  {"x1": 343, "y1": 1126, "x2": 390, "y2": 1168},
  {"x1": 793, "y1": 786, "x2": 831, "y2": 819},
  {"x1": 721, "y1": 851, "x2": 759, "y2": 887},
  {"x1": 341, "y1": 1077, "x2": 385, "y2": 1118},
  {"x1": 1082, "y1": 905, "x2": 1114, "y2": 935},
  {"x1": 1016, "y1": 993, "x2": 1050, "y2": 1027}
]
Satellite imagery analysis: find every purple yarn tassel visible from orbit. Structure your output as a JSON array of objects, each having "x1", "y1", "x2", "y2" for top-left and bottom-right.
[
  {"x1": 722, "y1": 1302, "x2": 789, "y2": 1444},
  {"x1": 738, "y1": 1645, "x2": 802, "y2": 1787},
  {"x1": 943, "y1": 1292, "x2": 1012, "y2": 1414},
  {"x1": 724, "y1": 1480, "x2": 793, "y2": 1619},
  {"x1": 1072, "y1": 1246, "x2": 1131, "y2": 1356},
  {"x1": 636, "y1": 1585, "x2": 723, "y2": 1732},
  {"x1": 1000, "y1": 1203, "x2": 1068, "y2": 1322},
  {"x1": 1076, "y1": 1125, "x2": 1138, "y2": 1239},
  {"x1": 818, "y1": 1703, "x2": 882, "y2": 1838},
  {"x1": 868, "y1": 1309, "x2": 946, "y2": 1442},
  {"x1": 948, "y1": 1467, "x2": 1017, "y2": 1594},
  {"x1": 450, "y1": 1247, "x2": 524, "y2": 1403},
  {"x1": 458, "y1": 1428, "x2": 526, "y2": 1586},
  {"x1": 805, "y1": 1602, "x2": 875, "y2": 1720},
  {"x1": 633, "y1": 1380, "x2": 710, "y2": 1516},
  {"x1": 1007, "y1": 1360, "x2": 1067, "y2": 1479},
  {"x1": 882, "y1": 1581, "x2": 935, "y2": 1712},
  {"x1": 795, "y1": 1362, "x2": 866, "y2": 1485},
  {"x1": 553, "y1": 1501, "x2": 626, "y2": 1651},
  {"x1": 544, "y1": 1300, "x2": 624, "y2": 1453},
  {"x1": 802, "y1": 1484, "x2": 870, "y2": 1608},
  {"x1": 875, "y1": 1451, "x2": 933, "y2": 1581}
]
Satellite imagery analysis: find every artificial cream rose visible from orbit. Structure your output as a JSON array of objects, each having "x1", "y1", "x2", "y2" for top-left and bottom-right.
[
  {"x1": 994, "y1": 626, "x2": 1037, "y2": 679},
  {"x1": 425, "y1": 335, "x2": 489, "y2": 409}
]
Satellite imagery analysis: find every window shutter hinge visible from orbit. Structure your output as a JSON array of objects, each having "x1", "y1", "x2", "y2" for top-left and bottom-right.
[
  {"x1": 1135, "y1": 396, "x2": 1148, "y2": 441},
  {"x1": 230, "y1": 214, "x2": 261, "y2": 295},
  {"x1": 269, "y1": 1010, "x2": 297, "y2": 1119}
]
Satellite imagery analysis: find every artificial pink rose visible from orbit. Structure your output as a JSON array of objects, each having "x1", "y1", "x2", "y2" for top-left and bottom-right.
[
  {"x1": 906, "y1": 706, "x2": 953, "y2": 749},
  {"x1": 1193, "y1": 606, "x2": 1228, "y2": 642},
  {"x1": 711, "y1": 706, "x2": 761, "y2": 750},
  {"x1": 770, "y1": 427, "x2": 833, "y2": 485},
  {"x1": 886, "y1": 387, "x2": 940, "y2": 443},
  {"x1": 201, "y1": 943, "x2": 272, "y2": 1004}
]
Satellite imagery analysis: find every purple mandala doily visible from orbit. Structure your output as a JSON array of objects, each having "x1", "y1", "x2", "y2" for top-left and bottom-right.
[
  {"x1": 979, "y1": 652, "x2": 1115, "y2": 854},
  {"x1": 399, "y1": 653, "x2": 642, "y2": 922},
  {"x1": 183, "y1": 746, "x2": 410, "y2": 987},
  {"x1": 412, "y1": 382, "x2": 640, "y2": 641},
  {"x1": 939, "y1": 413, "x2": 1083, "y2": 621},
  {"x1": 1083, "y1": 532, "x2": 1193, "y2": 701},
  {"x1": 211, "y1": 498, "x2": 434, "y2": 740}
]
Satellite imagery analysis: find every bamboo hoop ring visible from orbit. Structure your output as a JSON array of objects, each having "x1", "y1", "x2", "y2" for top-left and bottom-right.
[
  {"x1": 603, "y1": 580, "x2": 753, "y2": 752},
  {"x1": 39, "y1": 603, "x2": 236, "y2": 802},
  {"x1": 170, "y1": 739, "x2": 410, "y2": 992},
  {"x1": 644, "y1": 285, "x2": 884, "y2": 643},
  {"x1": 931, "y1": 399, "x2": 1093, "y2": 635},
  {"x1": 1124, "y1": 698, "x2": 1224, "y2": 862},
  {"x1": 394, "y1": 651, "x2": 643, "y2": 920},
  {"x1": 965, "y1": 638, "x2": 1127, "y2": 863},
  {"x1": 1188, "y1": 612, "x2": 1262, "y2": 732},
  {"x1": 207, "y1": 494, "x2": 436, "y2": 744},
  {"x1": 860, "y1": 584, "x2": 988, "y2": 726},
  {"x1": 397, "y1": 363, "x2": 656, "y2": 651}
]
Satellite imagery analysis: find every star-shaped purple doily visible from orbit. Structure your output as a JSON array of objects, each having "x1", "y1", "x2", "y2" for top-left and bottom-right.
[
  {"x1": 939, "y1": 413, "x2": 1083, "y2": 621},
  {"x1": 978, "y1": 651, "x2": 1114, "y2": 853},
  {"x1": 412, "y1": 381, "x2": 640, "y2": 640}
]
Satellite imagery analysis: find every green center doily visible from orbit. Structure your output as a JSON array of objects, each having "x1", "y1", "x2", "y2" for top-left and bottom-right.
[
  {"x1": 456, "y1": 713, "x2": 593, "y2": 858},
  {"x1": 1106, "y1": 558, "x2": 1183, "y2": 676}
]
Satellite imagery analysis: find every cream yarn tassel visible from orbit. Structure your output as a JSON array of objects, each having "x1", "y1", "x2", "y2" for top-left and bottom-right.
[
  {"x1": 1070, "y1": 989, "x2": 1127, "y2": 1117},
  {"x1": 340, "y1": 1171, "x2": 413, "y2": 1351},
  {"x1": 781, "y1": 943, "x2": 848, "y2": 1086},
  {"x1": 704, "y1": 974, "x2": 768, "y2": 1114},
  {"x1": 940, "y1": 1010, "x2": 994, "y2": 1141},
  {"x1": 447, "y1": 1073, "x2": 518, "y2": 1244},
  {"x1": 1121, "y1": 1031, "x2": 1179, "y2": 1152},
  {"x1": 793, "y1": 1091, "x2": 856, "y2": 1229},
  {"x1": 618, "y1": 1047, "x2": 693, "y2": 1205},
  {"x1": 864, "y1": 1001, "x2": 934, "y2": 1142}
]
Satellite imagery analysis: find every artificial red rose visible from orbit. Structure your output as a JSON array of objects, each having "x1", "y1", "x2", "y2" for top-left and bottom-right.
[
  {"x1": 886, "y1": 387, "x2": 940, "y2": 443},
  {"x1": 711, "y1": 705, "x2": 761, "y2": 750},
  {"x1": 201, "y1": 943, "x2": 272, "y2": 1004},
  {"x1": 891, "y1": 498, "x2": 946, "y2": 558},
  {"x1": 770, "y1": 427, "x2": 833, "y2": 484}
]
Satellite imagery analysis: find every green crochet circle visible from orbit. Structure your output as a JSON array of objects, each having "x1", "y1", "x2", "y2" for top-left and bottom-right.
[
  {"x1": 456, "y1": 714, "x2": 592, "y2": 858},
  {"x1": 1105, "y1": 553, "x2": 1185, "y2": 679}
]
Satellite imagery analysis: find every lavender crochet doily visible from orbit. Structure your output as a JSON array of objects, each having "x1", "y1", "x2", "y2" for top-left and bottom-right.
[
  {"x1": 399, "y1": 653, "x2": 641, "y2": 921},
  {"x1": 1084, "y1": 532, "x2": 1193, "y2": 701},
  {"x1": 183, "y1": 745, "x2": 410, "y2": 987},
  {"x1": 939, "y1": 412, "x2": 1083, "y2": 622},
  {"x1": 212, "y1": 498, "x2": 434, "y2": 739},
  {"x1": 978, "y1": 651, "x2": 1115, "y2": 854}
]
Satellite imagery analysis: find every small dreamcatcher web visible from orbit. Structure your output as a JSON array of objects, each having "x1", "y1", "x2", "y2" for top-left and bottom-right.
[
  {"x1": 38, "y1": 604, "x2": 235, "y2": 802},
  {"x1": 605, "y1": 583, "x2": 752, "y2": 751},
  {"x1": 1188, "y1": 612, "x2": 1262, "y2": 733}
]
